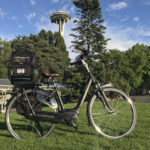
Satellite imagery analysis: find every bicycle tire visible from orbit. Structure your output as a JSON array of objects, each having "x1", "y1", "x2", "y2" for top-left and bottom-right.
[
  {"x1": 88, "y1": 87, "x2": 136, "y2": 139},
  {"x1": 5, "y1": 89, "x2": 58, "y2": 139}
]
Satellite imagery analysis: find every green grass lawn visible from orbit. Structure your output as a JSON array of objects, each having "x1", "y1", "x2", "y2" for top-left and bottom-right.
[{"x1": 0, "y1": 102, "x2": 149, "y2": 150}]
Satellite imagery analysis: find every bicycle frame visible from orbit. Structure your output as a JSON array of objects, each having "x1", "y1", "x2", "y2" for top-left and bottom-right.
[
  {"x1": 23, "y1": 58, "x2": 114, "y2": 127},
  {"x1": 45, "y1": 59, "x2": 112, "y2": 123}
]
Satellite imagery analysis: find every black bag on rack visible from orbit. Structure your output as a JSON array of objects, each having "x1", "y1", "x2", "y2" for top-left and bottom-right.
[{"x1": 8, "y1": 50, "x2": 38, "y2": 88}]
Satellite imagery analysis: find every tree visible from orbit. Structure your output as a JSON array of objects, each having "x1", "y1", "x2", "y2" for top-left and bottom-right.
[
  {"x1": 142, "y1": 46, "x2": 150, "y2": 93},
  {"x1": 0, "y1": 38, "x2": 12, "y2": 78},
  {"x1": 124, "y1": 44, "x2": 150, "y2": 95},
  {"x1": 125, "y1": 44, "x2": 148, "y2": 93},
  {"x1": 94, "y1": 49, "x2": 131, "y2": 93},
  {"x1": 98, "y1": 44, "x2": 150, "y2": 94},
  {"x1": 11, "y1": 30, "x2": 70, "y2": 80}
]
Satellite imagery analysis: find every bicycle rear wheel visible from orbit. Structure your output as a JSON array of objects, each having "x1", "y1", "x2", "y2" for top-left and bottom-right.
[
  {"x1": 5, "y1": 89, "x2": 58, "y2": 139},
  {"x1": 88, "y1": 87, "x2": 136, "y2": 139}
]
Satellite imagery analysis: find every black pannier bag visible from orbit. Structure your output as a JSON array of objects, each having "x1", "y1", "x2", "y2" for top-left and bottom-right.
[{"x1": 8, "y1": 50, "x2": 38, "y2": 88}]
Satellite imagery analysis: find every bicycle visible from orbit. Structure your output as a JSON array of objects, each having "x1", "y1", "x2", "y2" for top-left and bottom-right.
[{"x1": 5, "y1": 46, "x2": 136, "y2": 139}]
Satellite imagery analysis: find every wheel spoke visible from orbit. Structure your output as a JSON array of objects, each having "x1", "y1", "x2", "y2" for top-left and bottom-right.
[{"x1": 92, "y1": 112, "x2": 108, "y2": 115}]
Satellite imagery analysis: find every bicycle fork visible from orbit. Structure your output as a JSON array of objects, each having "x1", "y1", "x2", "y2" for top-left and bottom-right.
[{"x1": 96, "y1": 84, "x2": 115, "y2": 114}]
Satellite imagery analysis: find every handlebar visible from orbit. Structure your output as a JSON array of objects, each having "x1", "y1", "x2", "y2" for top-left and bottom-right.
[
  {"x1": 70, "y1": 46, "x2": 90, "y2": 66},
  {"x1": 75, "y1": 45, "x2": 89, "y2": 55},
  {"x1": 76, "y1": 45, "x2": 85, "y2": 52}
]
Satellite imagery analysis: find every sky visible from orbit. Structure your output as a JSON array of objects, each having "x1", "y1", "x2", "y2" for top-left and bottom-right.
[{"x1": 0, "y1": 0, "x2": 150, "y2": 59}]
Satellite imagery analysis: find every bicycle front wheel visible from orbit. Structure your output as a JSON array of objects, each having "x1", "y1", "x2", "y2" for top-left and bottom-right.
[
  {"x1": 5, "y1": 89, "x2": 58, "y2": 139},
  {"x1": 88, "y1": 87, "x2": 136, "y2": 139}
]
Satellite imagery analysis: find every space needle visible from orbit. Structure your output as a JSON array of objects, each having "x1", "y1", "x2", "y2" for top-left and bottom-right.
[{"x1": 50, "y1": 10, "x2": 71, "y2": 37}]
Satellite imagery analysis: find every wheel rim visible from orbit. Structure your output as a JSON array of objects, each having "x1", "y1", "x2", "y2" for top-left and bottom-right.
[
  {"x1": 6, "y1": 90, "x2": 57, "y2": 139},
  {"x1": 90, "y1": 88, "x2": 136, "y2": 138}
]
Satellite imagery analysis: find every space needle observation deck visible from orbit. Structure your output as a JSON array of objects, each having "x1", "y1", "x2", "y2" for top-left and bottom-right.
[{"x1": 50, "y1": 10, "x2": 71, "y2": 37}]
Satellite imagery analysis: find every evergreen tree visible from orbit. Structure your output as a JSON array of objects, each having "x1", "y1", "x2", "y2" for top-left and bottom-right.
[{"x1": 71, "y1": 0, "x2": 108, "y2": 58}]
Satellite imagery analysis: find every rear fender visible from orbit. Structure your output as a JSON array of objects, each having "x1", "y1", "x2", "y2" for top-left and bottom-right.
[{"x1": 5, "y1": 91, "x2": 21, "y2": 108}]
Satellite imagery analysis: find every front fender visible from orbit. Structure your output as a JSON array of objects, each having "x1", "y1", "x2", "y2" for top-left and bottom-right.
[{"x1": 101, "y1": 83, "x2": 114, "y2": 89}]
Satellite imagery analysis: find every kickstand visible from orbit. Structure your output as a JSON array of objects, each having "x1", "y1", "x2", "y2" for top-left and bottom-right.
[{"x1": 72, "y1": 122, "x2": 79, "y2": 132}]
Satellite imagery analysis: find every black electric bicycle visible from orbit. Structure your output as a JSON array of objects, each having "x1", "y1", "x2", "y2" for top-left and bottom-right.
[{"x1": 5, "y1": 47, "x2": 136, "y2": 139}]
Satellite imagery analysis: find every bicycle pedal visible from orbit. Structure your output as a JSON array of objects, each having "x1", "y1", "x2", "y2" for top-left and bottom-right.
[{"x1": 74, "y1": 126, "x2": 79, "y2": 132}]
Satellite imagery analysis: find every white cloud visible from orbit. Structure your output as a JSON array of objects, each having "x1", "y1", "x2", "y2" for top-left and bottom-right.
[
  {"x1": 105, "y1": 25, "x2": 135, "y2": 50},
  {"x1": 51, "y1": 0, "x2": 71, "y2": 4},
  {"x1": 0, "y1": 32, "x2": 14, "y2": 41},
  {"x1": 120, "y1": 17, "x2": 129, "y2": 22},
  {"x1": 137, "y1": 26, "x2": 150, "y2": 37},
  {"x1": 18, "y1": 25, "x2": 22, "y2": 28},
  {"x1": 36, "y1": 21, "x2": 51, "y2": 31},
  {"x1": 133, "y1": 16, "x2": 139, "y2": 22},
  {"x1": 143, "y1": 0, "x2": 150, "y2": 5},
  {"x1": 40, "y1": 16, "x2": 47, "y2": 24},
  {"x1": 51, "y1": 0, "x2": 59, "y2": 3},
  {"x1": 62, "y1": 4, "x2": 69, "y2": 10},
  {"x1": 108, "y1": 2, "x2": 128, "y2": 11},
  {"x1": 104, "y1": 23, "x2": 150, "y2": 51},
  {"x1": 54, "y1": 0, "x2": 59, "y2": 3},
  {"x1": 144, "y1": 2, "x2": 150, "y2": 5},
  {"x1": 30, "y1": 0, "x2": 36, "y2": 6},
  {"x1": 139, "y1": 31, "x2": 150, "y2": 37},
  {"x1": 70, "y1": 6, "x2": 75, "y2": 13},
  {"x1": 35, "y1": 15, "x2": 52, "y2": 31},
  {"x1": 25, "y1": 12, "x2": 36, "y2": 23},
  {"x1": 0, "y1": 8, "x2": 5, "y2": 19},
  {"x1": 9, "y1": 16, "x2": 17, "y2": 21}
]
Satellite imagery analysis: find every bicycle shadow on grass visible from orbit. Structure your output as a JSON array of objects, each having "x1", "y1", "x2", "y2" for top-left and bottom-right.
[
  {"x1": 54, "y1": 126, "x2": 97, "y2": 137},
  {"x1": 0, "y1": 122, "x2": 12, "y2": 138}
]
